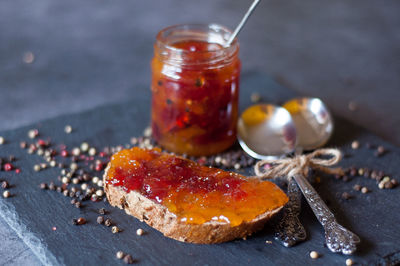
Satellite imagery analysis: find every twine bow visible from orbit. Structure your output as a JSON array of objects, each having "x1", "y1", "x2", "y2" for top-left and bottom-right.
[{"x1": 254, "y1": 148, "x2": 344, "y2": 180}]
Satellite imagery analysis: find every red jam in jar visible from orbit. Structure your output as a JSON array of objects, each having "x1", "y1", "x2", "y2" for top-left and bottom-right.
[
  {"x1": 151, "y1": 24, "x2": 241, "y2": 156},
  {"x1": 105, "y1": 147, "x2": 288, "y2": 226}
]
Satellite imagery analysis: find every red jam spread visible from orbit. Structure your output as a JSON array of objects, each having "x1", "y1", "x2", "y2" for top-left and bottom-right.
[
  {"x1": 105, "y1": 147, "x2": 288, "y2": 226},
  {"x1": 151, "y1": 38, "x2": 240, "y2": 156}
]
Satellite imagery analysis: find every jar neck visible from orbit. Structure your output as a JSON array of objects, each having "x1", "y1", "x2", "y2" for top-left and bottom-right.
[{"x1": 154, "y1": 24, "x2": 239, "y2": 68}]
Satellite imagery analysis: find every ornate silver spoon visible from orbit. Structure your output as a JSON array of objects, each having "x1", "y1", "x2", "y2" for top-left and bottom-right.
[{"x1": 238, "y1": 98, "x2": 360, "y2": 254}]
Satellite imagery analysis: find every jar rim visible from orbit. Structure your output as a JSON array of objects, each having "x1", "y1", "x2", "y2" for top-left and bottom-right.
[
  {"x1": 155, "y1": 24, "x2": 239, "y2": 67},
  {"x1": 156, "y1": 23, "x2": 238, "y2": 54}
]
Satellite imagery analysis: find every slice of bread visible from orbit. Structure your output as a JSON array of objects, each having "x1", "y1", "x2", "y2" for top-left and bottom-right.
[{"x1": 104, "y1": 165, "x2": 285, "y2": 244}]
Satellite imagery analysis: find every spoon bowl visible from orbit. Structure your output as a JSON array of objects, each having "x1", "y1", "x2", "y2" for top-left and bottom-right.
[
  {"x1": 282, "y1": 97, "x2": 333, "y2": 150},
  {"x1": 237, "y1": 104, "x2": 297, "y2": 159}
]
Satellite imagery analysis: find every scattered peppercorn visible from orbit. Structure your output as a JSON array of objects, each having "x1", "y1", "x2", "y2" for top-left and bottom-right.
[
  {"x1": 111, "y1": 226, "x2": 120, "y2": 233},
  {"x1": 374, "y1": 146, "x2": 386, "y2": 157},
  {"x1": 74, "y1": 202, "x2": 82, "y2": 208},
  {"x1": 361, "y1": 187, "x2": 369, "y2": 194},
  {"x1": 3, "y1": 190, "x2": 11, "y2": 198},
  {"x1": 116, "y1": 251, "x2": 125, "y2": 259},
  {"x1": 20, "y1": 141, "x2": 27, "y2": 149},
  {"x1": 353, "y1": 184, "x2": 361, "y2": 191},
  {"x1": 96, "y1": 190, "x2": 104, "y2": 197},
  {"x1": 97, "y1": 216, "x2": 104, "y2": 224},
  {"x1": 123, "y1": 254, "x2": 134, "y2": 264},
  {"x1": 64, "y1": 125, "x2": 72, "y2": 134},
  {"x1": 104, "y1": 218, "x2": 112, "y2": 227},
  {"x1": 28, "y1": 129, "x2": 39, "y2": 139},
  {"x1": 342, "y1": 192, "x2": 352, "y2": 200},
  {"x1": 346, "y1": 258, "x2": 354, "y2": 266},
  {"x1": 310, "y1": 251, "x2": 319, "y2": 259},
  {"x1": 33, "y1": 164, "x2": 41, "y2": 172},
  {"x1": 351, "y1": 141, "x2": 359, "y2": 149},
  {"x1": 99, "y1": 208, "x2": 106, "y2": 215},
  {"x1": 4, "y1": 163, "x2": 13, "y2": 171},
  {"x1": 1, "y1": 181, "x2": 9, "y2": 189},
  {"x1": 76, "y1": 217, "x2": 86, "y2": 225},
  {"x1": 40, "y1": 183, "x2": 48, "y2": 190},
  {"x1": 136, "y1": 228, "x2": 144, "y2": 236}
]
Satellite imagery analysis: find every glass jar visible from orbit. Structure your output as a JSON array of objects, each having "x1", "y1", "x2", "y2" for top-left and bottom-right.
[{"x1": 151, "y1": 24, "x2": 241, "y2": 156}]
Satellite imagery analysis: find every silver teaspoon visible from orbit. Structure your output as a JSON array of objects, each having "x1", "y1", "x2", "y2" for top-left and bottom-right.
[{"x1": 283, "y1": 97, "x2": 360, "y2": 254}]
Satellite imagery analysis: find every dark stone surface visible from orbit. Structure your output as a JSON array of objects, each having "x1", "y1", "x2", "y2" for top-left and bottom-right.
[
  {"x1": 0, "y1": 73, "x2": 399, "y2": 265},
  {"x1": 0, "y1": 0, "x2": 399, "y2": 264}
]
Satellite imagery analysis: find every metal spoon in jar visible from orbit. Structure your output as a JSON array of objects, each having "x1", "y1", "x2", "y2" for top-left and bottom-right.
[
  {"x1": 238, "y1": 97, "x2": 360, "y2": 254},
  {"x1": 225, "y1": 0, "x2": 262, "y2": 47}
]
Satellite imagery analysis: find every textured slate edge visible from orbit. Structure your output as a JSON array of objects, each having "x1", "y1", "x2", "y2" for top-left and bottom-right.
[{"x1": 0, "y1": 201, "x2": 61, "y2": 266}]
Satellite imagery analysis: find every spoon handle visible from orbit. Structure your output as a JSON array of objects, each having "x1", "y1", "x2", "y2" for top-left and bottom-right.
[
  {"x1": 292, "y1": 174, "x2": 360, "y2": 255},
  {"x1": 225, "y1": 0, "x2": 261, "y2": 47},
  {"x1": 274, "y1": 178, "x2": 307, "y2": 247}
]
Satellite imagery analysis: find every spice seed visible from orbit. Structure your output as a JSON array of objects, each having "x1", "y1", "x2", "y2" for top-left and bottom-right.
[
  {"x1": 1, "y1": 181, "x2": 9, "y2": 189},
  {"x1": 99, "y1": 208, "x2": 106, "y2": 215},
  {"x1": 353, "y1": 184, "x2": 361, "y2": 191},
  {"x1": 123, "y1": 254, "x2": 134, "y2": 264},
  {"x1": 96, "y1": 190, "x2": 104, "y2": 197},
  {"x1": 64, "y1": 125, "x2": 72, "y2": 134},
  {"x1": 28, "y1": 129, "x2": 39, "y2": 139},
  {"x1": 310, "y1": 251, "x2": 319, "y2": 259},
  {"x1": 3, "y1": 190, "x2": 11, "y2": 198},
  {"x1": 0, "y1": 136, "x2": 5, "y2": 145},
  {"x1": 97, "y1": 216, "x2": 104, "y2": 224},
  {"x1": 112, "y1": 226, "x2": 120, "y2": 233},
  {"x1": 104, "y1": 218, "x2": 112, "y2": 227},
  {"x1": 351, "y1": 141, "x2": 359, "y2": 150},
  {"x1": 342, "y1": 192, "x2": 352, "y2": 200},
  {"x1": 136, "y1": 228, "x2": 144, "y2": 236},
  {"x1": 346, "y1": 258, "x2": 354, "y2": 266},
  {"x1": 116, "y1": 251, "x2": 125, "y2": 259},
  {"x1": 80, "y1": 142, "x2": 89, "y2": 152},
  {"x1": 88, "y1": 147, "x2": 97, "y2": 156},
  {"x1": 34, "y1": 164, "x2": 41, "y2": 172},
  {"x1": 77, "y1": 217, "x2": 86, "y2": 225},
  {"x1": 361, "y1": 187, "x2": 369, "y2": 194},
  {"x1": 92, "y1": 176, "x2": 99, "y2": 184}
]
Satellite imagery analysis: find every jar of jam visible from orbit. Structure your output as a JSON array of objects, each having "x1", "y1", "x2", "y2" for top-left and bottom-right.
[{"x1": 151, "y1": 24, "x2": 241, "y2": 156}]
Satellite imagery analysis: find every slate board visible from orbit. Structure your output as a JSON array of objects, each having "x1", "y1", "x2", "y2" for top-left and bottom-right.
[{"x1": 0, "y1": 72, "x2": 399, "y2": 266}]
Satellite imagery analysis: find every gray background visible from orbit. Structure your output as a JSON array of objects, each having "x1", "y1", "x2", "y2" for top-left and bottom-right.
[{"x1": 0, "y1": 0, "x2": 399, "y2": 264}]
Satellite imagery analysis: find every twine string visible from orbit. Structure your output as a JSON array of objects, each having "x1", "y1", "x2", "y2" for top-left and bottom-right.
[{"x1": 254, "y1": 148, "x2": 344, "y2": 180}]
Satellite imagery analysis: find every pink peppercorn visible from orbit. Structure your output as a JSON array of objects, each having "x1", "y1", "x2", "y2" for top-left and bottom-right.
[
  {"x1": 95, "y1": 163, "x2": 104, "y2": 172},
  {"x1": 4, "y1": 163, "x2": 13, "y2": 171},
  {"x1": 15, "y1": 169, "x2": 21, "y2": 174},
  {"x1": 37, "y1": 139, "x2": 47, "y2": 147},
  {"x1": 61, "y1": 150, "x2": 68, "y2": 157}
]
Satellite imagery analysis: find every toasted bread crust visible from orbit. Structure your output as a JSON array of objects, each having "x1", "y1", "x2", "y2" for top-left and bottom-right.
[{"x1": 104, "y1": 166, "x2": 283, "y2": 244}]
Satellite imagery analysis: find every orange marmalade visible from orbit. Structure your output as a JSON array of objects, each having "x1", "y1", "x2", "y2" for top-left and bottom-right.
[
  {"x1": 151, "y1": 24, "x2": 240, "y2": 156},
  {"x1": 105, "y1": 147, "x2": 288, "y2": 226}
]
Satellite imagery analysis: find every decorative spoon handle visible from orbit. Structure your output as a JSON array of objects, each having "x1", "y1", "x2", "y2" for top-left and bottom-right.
[
  {"x1": 292, "y1": 174, "x2": 360, "y2": 255},
  {"x1": 274, "y1": 178, "x2": 306, "y2": 247}
]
